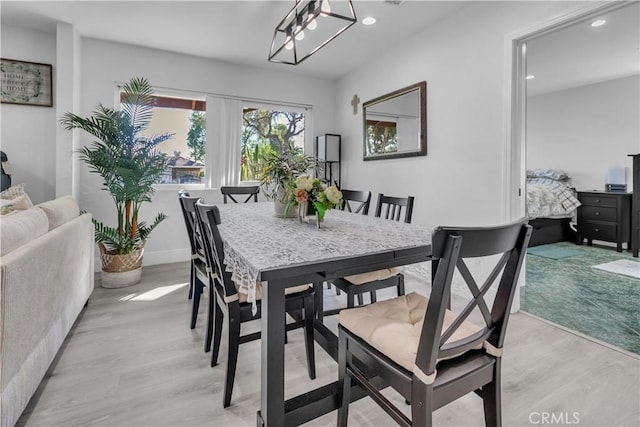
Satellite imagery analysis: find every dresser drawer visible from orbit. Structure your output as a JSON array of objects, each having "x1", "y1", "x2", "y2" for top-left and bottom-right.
[
  {"x1": 579, "y1": 206, "x2": 617, "y2": 222},
  {"x1": 580, "y1": 221, "x2": 617, "y2": 241},
  {"x1": 579, "y1": 194, "x2": 617, "y2": 207}
]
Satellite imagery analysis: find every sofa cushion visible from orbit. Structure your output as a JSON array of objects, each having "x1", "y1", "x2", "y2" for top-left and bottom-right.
[
  {"x1": 37, "y1": 196, "x2": 80, "y2": 230},
  {"x1": 0, "y1": 207, "x2": 49, "y2": 256}
]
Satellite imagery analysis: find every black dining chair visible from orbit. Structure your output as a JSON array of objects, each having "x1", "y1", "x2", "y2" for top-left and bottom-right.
[
  {"x1": 324, "y1": 193, "x2": 414, "y2": 318},
  {"x1": 337, "y1": 219, "x2": 532, "y2": 426},
  {"x1": 194, "y1": 201, "x2": 317, "y2": 407},
  {"x1": 178, "y1": 190, "x2": 208, "y2": 330},
  {"x1": 323, "y1": 189, "x2": 373, "y2": 299},
  {"x1": 339, "y1": 189, "x2": 371, "y2": 215},
  {"x1": 220, "y1": 185, "x2": 260, "y2": 204}
]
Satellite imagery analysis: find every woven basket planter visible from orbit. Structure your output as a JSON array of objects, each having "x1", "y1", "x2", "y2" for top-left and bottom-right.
[{"x1": 98, "y1": 243, "x2": 144, "y2": 288}]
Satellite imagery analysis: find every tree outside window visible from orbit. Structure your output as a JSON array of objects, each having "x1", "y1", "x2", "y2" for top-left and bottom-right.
[{"x1": 241, "y1": 108, "x2": 305, "y2": 181}]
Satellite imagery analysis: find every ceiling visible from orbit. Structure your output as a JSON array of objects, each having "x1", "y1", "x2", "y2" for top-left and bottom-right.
[
  {"x1": 526, "y1": 1, "x2": 639, "y2": 97},
  {"x1": 0, "y1": 0, "x2": 471, "y2": 80},
  {"x1": 2, "y1": 1, "x2": 637, "y2": 92}
]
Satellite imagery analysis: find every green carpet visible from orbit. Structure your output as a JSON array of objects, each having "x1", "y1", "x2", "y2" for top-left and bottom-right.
[
  {"x1": 527, "y1": 244, "x2": 583, "y2": 260},
  {"x1": 522, "y1": 242, "x2": 640, "y2": 354}
]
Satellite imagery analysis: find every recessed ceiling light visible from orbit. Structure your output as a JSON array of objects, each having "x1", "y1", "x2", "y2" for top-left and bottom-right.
[
  {"x1": 362, "y1": 17, "x2": 377, "y2": 26},
  {"x1": 526, "y1": 75, "x2": 535, "y2": 80},
  {"x1": 591, "y1": 19, "x2": 606, "y2": 27}
]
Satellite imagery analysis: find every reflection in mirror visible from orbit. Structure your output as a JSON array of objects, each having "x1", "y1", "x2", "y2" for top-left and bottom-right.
[{"x1": 363, "y1": 81, "x2": 426, "y2": 160}]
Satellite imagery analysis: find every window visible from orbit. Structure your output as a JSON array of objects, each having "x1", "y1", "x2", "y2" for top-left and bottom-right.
[
  {"x1": 122, "y1": 93, "x2": 206, "y2": 185},
  {"x1": 240, "y1": 106, "x2": 305, "y2": 182}
]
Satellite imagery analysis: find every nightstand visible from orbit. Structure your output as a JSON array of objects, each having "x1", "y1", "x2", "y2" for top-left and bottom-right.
[{"x1": 576, "y1": 191, "x2": 631, "y2": 252}]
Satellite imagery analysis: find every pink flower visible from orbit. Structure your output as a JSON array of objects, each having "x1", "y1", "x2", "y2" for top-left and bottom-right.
[{"x1": 295, "y1": 188, "x2": 308, "y2": 203}]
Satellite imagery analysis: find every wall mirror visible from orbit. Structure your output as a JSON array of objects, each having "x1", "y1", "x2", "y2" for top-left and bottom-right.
[{"x1": 363, "y1": 81, "x2": 426, "y2": 160}]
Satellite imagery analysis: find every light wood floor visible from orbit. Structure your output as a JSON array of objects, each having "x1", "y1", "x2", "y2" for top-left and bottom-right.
[{"x1": 17, "y1": 262, "x2": 640, "y2": 426}]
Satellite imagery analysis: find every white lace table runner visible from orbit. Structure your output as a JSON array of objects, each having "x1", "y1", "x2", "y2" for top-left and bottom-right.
[{"x1": 216, "y1": 202, "x2": 432, "y2": 310}]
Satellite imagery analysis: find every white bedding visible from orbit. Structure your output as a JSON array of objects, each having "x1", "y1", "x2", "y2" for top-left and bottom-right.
[{"x1": 526, "y1": 177, "x2": 581, "y2": 219}]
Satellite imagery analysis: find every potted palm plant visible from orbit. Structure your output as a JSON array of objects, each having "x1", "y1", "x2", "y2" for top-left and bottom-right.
[{"x1": 60, "y1": 77, "x2": 172, "y2": 288}]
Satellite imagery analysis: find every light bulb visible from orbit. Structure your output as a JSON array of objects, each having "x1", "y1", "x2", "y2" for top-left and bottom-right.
[
  {"x1": 295, "y1": 30, "x2": 305, "y2": 41},
  {"x1": 320, "y1": 0, "x2": 331, "y2": 17},
  {"x1": 307, "y1": 17, "x2": 317, "y2": 30},
  {"x1": 285, "y1": 40, "x2": 294, "y2": 50}
]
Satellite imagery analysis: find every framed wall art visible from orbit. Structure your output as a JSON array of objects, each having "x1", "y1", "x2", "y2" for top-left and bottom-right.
[{"x1": 1, "y1": 58, "x2": 53, "y2": 107}]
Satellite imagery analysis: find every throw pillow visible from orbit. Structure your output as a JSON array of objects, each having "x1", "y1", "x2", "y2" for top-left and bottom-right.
[
  {"x1": 0, "y1": 182, "x2": 34, "y2": 205},
  {"x1": 0, "y1": 194, "x2": 32, "y2": 215}
]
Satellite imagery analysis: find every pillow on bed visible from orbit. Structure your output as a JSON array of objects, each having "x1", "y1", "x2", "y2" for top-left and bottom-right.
[{"x1": 527, "y1": 168, "x2": 569, "y2": 181}]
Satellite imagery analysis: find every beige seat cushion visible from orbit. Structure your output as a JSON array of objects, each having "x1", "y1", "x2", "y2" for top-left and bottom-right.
[
  {"x1": 237, "y1": 283, "x2": 311, "y2": 303},
  {"x1": 344, "y1": 267, "x2": 400, "y2": 285},
  {"x1": 339, "y1": 292, "x2": 483, "y2": 371}
]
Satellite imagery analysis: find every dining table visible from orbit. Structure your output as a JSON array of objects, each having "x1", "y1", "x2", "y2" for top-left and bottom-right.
[{"x1": 215, "y1": 202, "x2": 432, "y2": 426}]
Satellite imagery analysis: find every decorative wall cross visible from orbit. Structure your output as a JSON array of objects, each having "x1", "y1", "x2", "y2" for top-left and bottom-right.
[{"x1": 351, "y1": 94, "x2": 360, "y2": 115}]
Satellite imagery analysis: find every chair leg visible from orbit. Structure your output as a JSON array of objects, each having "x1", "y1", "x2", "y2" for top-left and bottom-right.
[
  {"x1": 190, "y1": 277, "x2": 203, "y2": 329},
  {"x1": 303, "y1": 295, "x2": 316, "y2": 379},
  {"x1": 211, "y1": 299, "x2": 223, "y2": 367},
  {"x1": 337, "y1": 330, "x2": 351, "y2": 427},
  {"x1": 347, "y1": 292, "x2": 356, "y2": 309},
  {"x1": 223, "y1": 311, "x2": 241, "y2": 408},
  {"x1": 397, "y1": 274, "x2": 405, "y2": 297},
  {"x1": 411, "y1": 381, "x2": 434, "y2": 427},
  {"x1": 370, "y1": 291, "x2": 377, "y2": 303},
  {"x1": 188, "y1": 262, "x2": 194, "y2": 299},
  {"x1": 356, "y1": 293, "x2": 364, "y2": 306},
  {"x1": 482, "y1": 361, "x2": 502, "y2": 427},
  {"x1": 204, "y1": 281, "x2": 214, "y2": 352},
  {"x1": 314, "y1": 282, "x2": 324, "y2": 322}
]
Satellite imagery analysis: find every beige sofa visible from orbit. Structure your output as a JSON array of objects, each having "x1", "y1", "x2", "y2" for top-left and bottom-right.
[{"x1": 0, "y1": 196, "x2": 94, "y2": 427}]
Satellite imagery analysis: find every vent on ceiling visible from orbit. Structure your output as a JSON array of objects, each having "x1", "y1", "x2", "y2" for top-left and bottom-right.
[{"x1": 384, "y1": 0, "x2": 408, "y2": 5}]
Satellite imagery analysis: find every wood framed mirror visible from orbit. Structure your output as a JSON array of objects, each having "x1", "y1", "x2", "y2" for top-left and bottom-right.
[{"x1": 363, "y1": 81, "x2": 426, "y2": 161}]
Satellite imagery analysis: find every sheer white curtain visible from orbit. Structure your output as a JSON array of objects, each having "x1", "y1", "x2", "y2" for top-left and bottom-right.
[{"x1": 206, "y1": 96, "x2": 242, "y2": 189}]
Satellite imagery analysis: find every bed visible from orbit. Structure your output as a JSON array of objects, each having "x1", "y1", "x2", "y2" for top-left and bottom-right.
[{"x1": 526, "y1": 169, "x2": 581, "y2": 247}]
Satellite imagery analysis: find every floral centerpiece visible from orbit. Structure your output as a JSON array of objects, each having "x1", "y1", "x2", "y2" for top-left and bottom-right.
[{"x1": 285, "y1": 174, "x2": 343, "y2": 226}]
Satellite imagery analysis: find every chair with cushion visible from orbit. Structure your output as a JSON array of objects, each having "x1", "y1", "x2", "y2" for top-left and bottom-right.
[
  {"x1": 178, "y1": 190, "x2": 208, "y2": 331},
  {"x1": 220, "y1": 185, "x2": 260, "y2": 204},
  {"x1": 337, "y1": 219, "x2": 532, "y2": 426},
  {"x1": 323, "y1": 189, "x2": 372, "y2": 300},
  {"x1": 195, "y1": 201, "x2": 317, "y2": 407},
  {"x1": 323, "y1": 193, "x2": 414, "y2": 318}
]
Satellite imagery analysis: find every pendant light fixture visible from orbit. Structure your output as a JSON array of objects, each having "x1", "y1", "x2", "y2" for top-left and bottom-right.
[{"x1": 269, "y1": 0, "x2": 357, "y2": 65}]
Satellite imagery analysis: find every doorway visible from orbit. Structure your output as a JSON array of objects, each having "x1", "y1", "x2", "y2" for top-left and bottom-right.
[{"x1": 508, "y1": 2, "x2": 640, "y2": 354}]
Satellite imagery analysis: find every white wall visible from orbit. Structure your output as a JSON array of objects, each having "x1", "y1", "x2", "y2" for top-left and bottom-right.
[
  {"x1": 336, "y1": 1, "x2": 589, "y2": 231},
  {"x1": 0, "y1": 26, "x2": 57, "y2": 204},
  {"x1": 527, "y1": 75, "x2": 640, "y2": 191},
  {"x1": 78, "y1": 38, "x2": 336, "y2": 267}
]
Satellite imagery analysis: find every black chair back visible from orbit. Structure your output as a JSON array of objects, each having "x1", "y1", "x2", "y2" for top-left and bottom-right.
[
  {"x1": 195, "y1": 201, "x2": 238, "y2": 300},
  {"x1": 375, "y1": 193, "x2": 414, "y2": 223},
  {"x1": 221, "y1": 185, "x2": 260, "y2": 204},
  {"x1": 416, "y1": 220, "x2": 532, "y2": 377},
  {"x1": 178, "y1": 191, "x2": 205, "y2": 261},
  {"x1": 340, "y1": 189, "x2": 371, "y2": 215}
]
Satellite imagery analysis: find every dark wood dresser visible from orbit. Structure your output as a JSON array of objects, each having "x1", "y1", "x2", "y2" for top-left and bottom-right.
[
  {"x1": 630, "y1": 154, "x2": 640, "y2": 257},
  {"x1": 576, "y1": 191, "x2": 631, "y2": 252}
]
